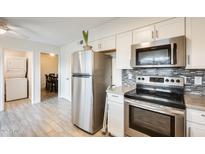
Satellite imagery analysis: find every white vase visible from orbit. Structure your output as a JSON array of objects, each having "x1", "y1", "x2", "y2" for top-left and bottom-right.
[{"x1": 83, "y1": 45, "x2": 92, "y2": 51}]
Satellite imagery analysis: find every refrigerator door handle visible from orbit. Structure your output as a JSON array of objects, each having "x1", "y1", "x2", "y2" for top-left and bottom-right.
[{"x1": 72, "y1": 74, "x2": 91, "y2": 78}]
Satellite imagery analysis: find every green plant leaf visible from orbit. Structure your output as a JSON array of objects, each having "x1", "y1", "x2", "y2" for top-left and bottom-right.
[{"x1": 82, "y1": 30, "x2": 89, "y2": 45}]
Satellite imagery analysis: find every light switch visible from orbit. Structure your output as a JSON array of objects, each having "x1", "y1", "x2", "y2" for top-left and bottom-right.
[{"x1": 194, "y1": 76, "x2": 202, "y2": 85}]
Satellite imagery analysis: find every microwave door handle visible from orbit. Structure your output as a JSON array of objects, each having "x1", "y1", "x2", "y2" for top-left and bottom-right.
[{"x1": 171, "y1": 43, "x2": 177, "y2": 65}]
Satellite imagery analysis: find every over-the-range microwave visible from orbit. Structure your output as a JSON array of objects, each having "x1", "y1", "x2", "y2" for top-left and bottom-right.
[{"x1": 130, "y1": 36, "x2": 186, "y2": 68}]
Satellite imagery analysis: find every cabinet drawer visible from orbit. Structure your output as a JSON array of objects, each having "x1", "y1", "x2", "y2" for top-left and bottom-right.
[
  {"x1": 187, "y1": 109, "x2": 205, "y2": 125},
  {"x1": 107, "y1": 93, "x2": 123, "y2": 103}
]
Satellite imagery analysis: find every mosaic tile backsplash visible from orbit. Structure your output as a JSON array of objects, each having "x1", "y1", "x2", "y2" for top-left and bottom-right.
[{"x1": 122, "y1": 68, "x2": 205, "y2": 95}]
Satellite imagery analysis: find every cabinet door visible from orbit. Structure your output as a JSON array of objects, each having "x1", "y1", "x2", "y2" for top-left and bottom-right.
[
  {"x1": 187, "y1": 122, "x2": 205, "y2": 137},
  {"x1": 89, "y1": 40, "x2": 100, "y2": 52},
  {"x1": 155, "y1": 18, "x2": 185, "y2": 40},
  {"x1": 100, "y1": 36, "x2": 116, "y2": 51},
  {"x1": 90, "y1": 36, "x2": 116, "y2": 52},
  {"x1": 116, "y1": 31, "x2": 132, "y2": 69},
  {"x1": 186, "y1": 17, "x2": 205, "y2": 69},
  {"x1": 108, "y1": 101, "x2": 124, "y2": 137},
  {"x1": 132, "y1": 25, "x2": 155, "y2": 44}
]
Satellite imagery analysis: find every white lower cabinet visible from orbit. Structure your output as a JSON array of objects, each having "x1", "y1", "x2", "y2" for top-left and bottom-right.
[
  {"x1": 107, "y1": 93, "x2": 124, "y2": 137},
  {"x1": 187, "y1": 122, "x2": 205, "y2": 137},
  {"x1": 186, "y1": 108, "x2": 205, "y2": 137}
]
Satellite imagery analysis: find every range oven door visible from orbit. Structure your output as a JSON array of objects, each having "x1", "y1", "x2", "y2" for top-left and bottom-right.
[
  {"x1": 131, "y1": 36, "x2": 185, "y2": 68},
  {"x1": 124, "y1": 99, "x2": 185, "y2": 137}
]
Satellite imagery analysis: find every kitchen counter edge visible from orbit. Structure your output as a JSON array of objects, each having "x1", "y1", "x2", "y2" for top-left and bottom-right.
[
  {"x1": 106, "y1": 86, "x2": 135, "y2": 95},
  {"x1": 184, "y1": 94, "x2": 205, "y2": 111}
]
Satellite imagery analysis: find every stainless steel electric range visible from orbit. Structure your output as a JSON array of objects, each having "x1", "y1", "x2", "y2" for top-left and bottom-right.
[{"x1": 124, "y1": 76, "x2": 185, "y2": 137}]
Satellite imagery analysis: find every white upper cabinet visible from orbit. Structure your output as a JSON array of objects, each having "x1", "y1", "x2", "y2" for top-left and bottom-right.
[
  {"x1": 116, "y1": 31, "x2": 132, "y2": 69},
  {"x1": 89, "y1": 40, "x2": 100, "y2": 51},
  {"x1": 132, "y1": 18, "x2": 185, "y2": 45},
  {"x1": 100, "y1": 36, "x2": 116, "y2": 51},
  {"x1": 132, "y1": 26, "x2": 155, "y2": 44},
  {"x1": 186, "y1": 17, "x2": 205, "y2": 69},
  {"x1": 89, "y1": 35, "x2": 115, "y2": 52},
  {"x1": 155, "y1": 17, "x2": 185, "y2": 40}
]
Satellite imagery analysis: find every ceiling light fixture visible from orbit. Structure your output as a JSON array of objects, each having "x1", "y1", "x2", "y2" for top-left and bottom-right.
[
  {"x1": 49, "y1": 53, "x2": 55, "y2": 57},
  {"x1": 0, "y1": 28, "x2": 6, "y2": 35}
]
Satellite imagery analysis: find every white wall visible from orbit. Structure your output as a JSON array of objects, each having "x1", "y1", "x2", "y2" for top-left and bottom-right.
[
  {"x1": 59, "y1": 41, "x2": 83, "y2": 101},
  {"x1": 0, "y1": 47, "x2": 4, "y2": 111},
  {"x1": 112, "y1": 57, "x2": 122, "y2": 86},
  {"x1": 26, "y1": 52, "x2": 33, "y2": 101},
  {"x1": 0, "y1": 36, "x2": 60, "y2": 111},
  {"x1": 0, "y1": 37, "x2": 59, "y2": 53}
]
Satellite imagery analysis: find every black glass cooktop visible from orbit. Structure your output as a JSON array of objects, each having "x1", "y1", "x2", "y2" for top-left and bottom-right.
[{"x1": 124, "y1": 85, "x2": 185, "y2": 109}]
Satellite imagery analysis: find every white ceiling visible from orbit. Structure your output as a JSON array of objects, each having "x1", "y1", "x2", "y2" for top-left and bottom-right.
[{"x1": 1, "y1": 17, "x2": 117, "y2": 46}]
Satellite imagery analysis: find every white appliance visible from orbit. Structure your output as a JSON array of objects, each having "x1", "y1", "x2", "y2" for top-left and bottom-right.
[
  {"x1": 5, "y1": 78, "x2": 28, "y2": 101},
  {"x1": 5, "y1": 57, "x2": 28, "y2": 101}
]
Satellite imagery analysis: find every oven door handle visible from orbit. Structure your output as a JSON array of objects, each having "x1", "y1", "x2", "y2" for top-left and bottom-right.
[
  {"x1": 127, "y1": 100, "x2": 166, "y2": 113},
  {"x1": 125, "y1": 99, "x2": 184, "y2": 116}
]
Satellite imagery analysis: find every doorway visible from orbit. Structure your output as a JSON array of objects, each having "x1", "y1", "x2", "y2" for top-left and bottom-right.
[
  {"x1": 40, "y1": 52, "x2": 58, "y2": 101},
  {"x1": 3, "y1": 49, "x2": 33, "y2": 110}
]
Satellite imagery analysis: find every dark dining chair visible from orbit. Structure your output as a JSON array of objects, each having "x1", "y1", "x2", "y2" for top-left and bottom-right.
[
  {"x1": 49, "y1": 73, "x2": 55, "y2": 77},
  {"x1": 53, "y1": 77, "x2": 58, "y2": 92},
  {"x1": 45, "y1": 74, "x2": 53, "y2": 91},
  {"x1": 45, "y1": 73, "x2": 58, "y2": 92}
]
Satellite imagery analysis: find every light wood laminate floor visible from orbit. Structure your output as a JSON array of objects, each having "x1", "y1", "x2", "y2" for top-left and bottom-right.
[
  {"x1": 0, "y1": 97, "x2": 106, "y2": 137},
  {"x1": 41, "y1": 89, "x2": 58, "y2": 102}
]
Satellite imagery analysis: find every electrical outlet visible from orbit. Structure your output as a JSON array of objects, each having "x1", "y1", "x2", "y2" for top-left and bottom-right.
[
  {"x1": 184, "y1": 77, "x2": 187, "y2": 84},
  {"x1": 194, "y1": 76, "x2": 202, "y2": 85},
  {"x1": 128, "y1": 74, "x2": 132, "y2": 80},
  {"x1": 180, "y1": 76, "x2": 187, "y2": 84}
]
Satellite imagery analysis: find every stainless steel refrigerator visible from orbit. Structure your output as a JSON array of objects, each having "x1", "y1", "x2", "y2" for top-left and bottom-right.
[{"x1": 71, "y1": 50, "x2": 112, "y2": 134}]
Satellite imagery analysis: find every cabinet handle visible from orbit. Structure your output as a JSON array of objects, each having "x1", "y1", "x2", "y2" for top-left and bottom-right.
[
  {"x1": 98, "y1": 43, "x2": 101, "y2": 49},
  {"x1": 111, "y1": 95, "x2": 119, "y2": 98},
  {"x1": 151, "y1": 31, "x2": 154, "y2": 39},
  {"x1": 201, "y1": 114, "x2": 205, "y2": 117},
  {"x1": 156, "y1": 30, "x2": 159, "y2": 38},
  {"x1": 188, "y1": 127, "x2": 191, "y2": 137},
  {"x1": 187, "y1": 55, "x2": 190, "y2": 65}
]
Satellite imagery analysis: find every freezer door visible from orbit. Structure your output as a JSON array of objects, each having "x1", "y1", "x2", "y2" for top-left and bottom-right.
[
  {"x1": 72, "y1": 75, "x2": 94, "y2": 133},
  {"x1": 72, "y1": 50, "x2": 93, "y2": 75}
]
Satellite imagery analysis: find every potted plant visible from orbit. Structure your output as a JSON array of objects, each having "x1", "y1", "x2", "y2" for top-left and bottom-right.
[{"x1": 82, "y1": 30, "x2": 92, "y2": 50}]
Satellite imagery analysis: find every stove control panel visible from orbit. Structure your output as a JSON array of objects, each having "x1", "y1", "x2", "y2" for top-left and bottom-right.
[{"x1": 136, "y1": 76, "x2": 184, "y2": 87}]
